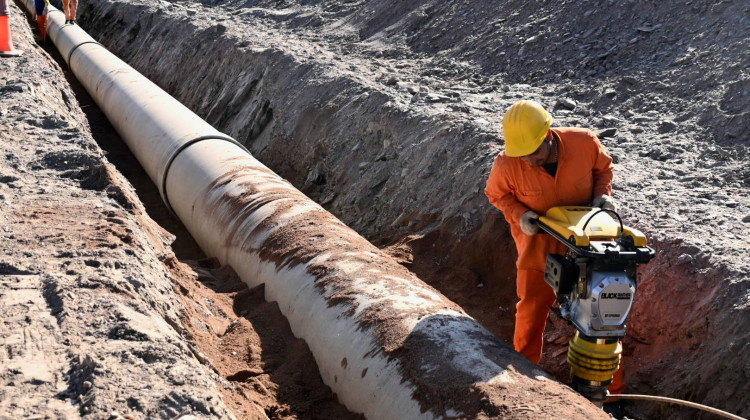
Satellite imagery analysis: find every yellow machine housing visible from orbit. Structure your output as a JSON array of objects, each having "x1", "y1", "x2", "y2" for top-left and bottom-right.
[{"x1": 539, "y1": 206, "x2": 647, "y2": 247}]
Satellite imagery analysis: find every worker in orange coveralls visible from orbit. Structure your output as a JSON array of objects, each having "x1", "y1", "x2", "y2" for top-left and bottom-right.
[{"x1": 484, "y1": 100, "x2": 625, "y2": 399}]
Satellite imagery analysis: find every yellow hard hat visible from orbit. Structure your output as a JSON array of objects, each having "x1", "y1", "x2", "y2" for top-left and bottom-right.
[{"x1": 502, "y1": 100, "x2": 553, "y2": 157}]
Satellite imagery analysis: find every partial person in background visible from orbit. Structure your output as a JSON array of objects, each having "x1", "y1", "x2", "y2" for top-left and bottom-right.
[
  {"x1": 62, "y1": 0, "x2": 76, "y2": 24},
  {"x1": 34, "y1": 0, "x2": 49, "y2": 44}
]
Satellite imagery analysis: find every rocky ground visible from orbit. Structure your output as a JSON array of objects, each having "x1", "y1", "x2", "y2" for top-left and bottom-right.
[{"x1": 2, "y1": 0, "x2": 750, "y2": 419}]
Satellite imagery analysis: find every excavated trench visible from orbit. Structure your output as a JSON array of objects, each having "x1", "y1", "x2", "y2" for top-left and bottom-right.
[{"x1": 21, "y1": 0, "x2": 749, "y2": 419}]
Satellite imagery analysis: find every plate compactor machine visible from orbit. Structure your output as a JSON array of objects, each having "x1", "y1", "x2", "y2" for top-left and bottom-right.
[{"x1": 533, "y1": 206, "x2": 656, "y2": 406}]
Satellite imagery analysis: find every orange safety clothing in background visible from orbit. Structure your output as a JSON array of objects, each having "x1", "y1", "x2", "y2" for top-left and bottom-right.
[{"x1": 485, "y1": 127, "x2": 623, "y2": 390}]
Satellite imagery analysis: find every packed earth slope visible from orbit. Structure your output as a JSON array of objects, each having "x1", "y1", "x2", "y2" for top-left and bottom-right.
[{"x1": 2, "y1": 0, "x2": 749, "y2": 418}]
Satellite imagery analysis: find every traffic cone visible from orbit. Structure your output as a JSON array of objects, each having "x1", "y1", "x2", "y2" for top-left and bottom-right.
[{"x1": 0, "y1": 15, "x2": 24, "y2": 57}]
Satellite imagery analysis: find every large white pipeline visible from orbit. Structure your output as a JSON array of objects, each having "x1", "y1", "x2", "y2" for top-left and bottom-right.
[{"x1": 22, "y1": 2, "x2": 606, "y2": 418}]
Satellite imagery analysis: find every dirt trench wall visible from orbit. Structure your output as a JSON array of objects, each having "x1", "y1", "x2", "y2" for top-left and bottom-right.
[{"x1": 626, "y1": 239, "x2": 750, "y2": 418}]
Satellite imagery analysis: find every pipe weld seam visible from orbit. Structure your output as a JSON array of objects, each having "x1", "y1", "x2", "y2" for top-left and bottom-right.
[
  {"x1": 67, "y1": 40, "x2": 103, "y2": 67},
  {"x1": 161, "y1": 135, "x2": 250, "y2": 213}
]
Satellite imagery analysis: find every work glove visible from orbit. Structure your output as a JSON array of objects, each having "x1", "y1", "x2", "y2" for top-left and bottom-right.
[
  {"x1": 592, "y1": 194, "x2": 616, "y2": 212},
  {"x1": 520, "y1": 211, "x2": 539, "y2": 236}
]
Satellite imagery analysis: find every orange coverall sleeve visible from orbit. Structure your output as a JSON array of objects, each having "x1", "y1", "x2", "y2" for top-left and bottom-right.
[{"x1": 484, "y1": 154, "x2": 528, "y2": 226}]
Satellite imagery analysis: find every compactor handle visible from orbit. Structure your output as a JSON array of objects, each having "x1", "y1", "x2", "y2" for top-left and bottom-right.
[{"x1": 534, "y1": 218, "x2": 655, "y2": 262}]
